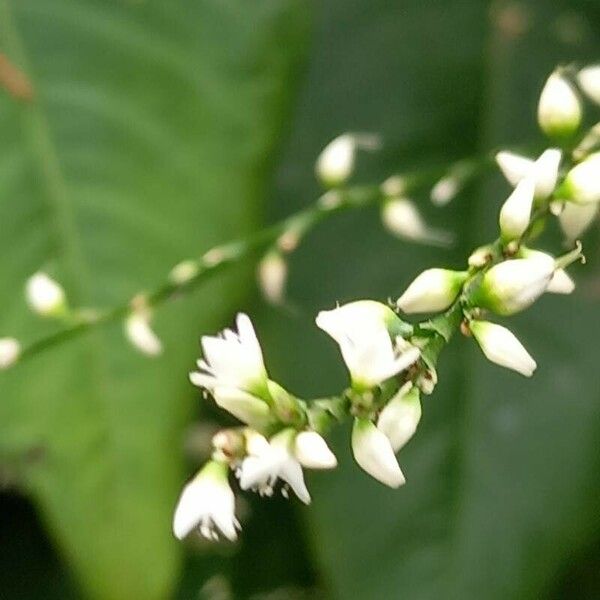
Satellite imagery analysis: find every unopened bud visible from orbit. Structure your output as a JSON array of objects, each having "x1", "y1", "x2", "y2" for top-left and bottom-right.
[
  {"x1": 469, "y1": 320, "x2": 537, "y2": 377},
  {"x1": 125, "y1": 311, "x2": 162, "y2": 356},
  {"x1": 577, "y1": 65, "x2": 600, "y2": 105},
  {"x1": 25, "y1": 272, "x2": 67, "y2": 317},
  {"x1": 381, "y1": 198, "x2": 452, "y2": 247},
  {"x1": 499, "y1": 177, "x2": 535, "y2": 241},
  {"x1": 430, "y1": 176, "x2": 459, "y2": 206},
  {"x1": 557, "y1": 152, "x2": 600, "y2": 204},
  {"x1": 558, "y1": 201, "x2": 598, "y2": 242},
  {"x1": 0, "y1": 337, "x2": 20, "y2": 369},
  {"x1": 257, "y1": 251, "x2": 287, "y2": 305},
  {"x1": 396, "y1": 268, "x2": 468, "y2": 314},
  {"x1": 376, "y1": 383, "x2": 421, "y2": 452},
  {"x1": 294, "y1": 431, "x2": 337, "y2": 469},
  {"x1": 537, "y1": 71, "x2": 582, "y2": 139},
  {"x1": 169, "y1": 260, "x2": 199, "y2": 285},
  {"x1": 315, "y1": 133, "x2": 380, "y2": 188}
]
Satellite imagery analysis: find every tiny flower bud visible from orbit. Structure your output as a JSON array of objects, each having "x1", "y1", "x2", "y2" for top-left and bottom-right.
[
  {"x1": 499, "y1": 177, "x2": 535, "y2": 241},
  {"x1": 294, "y1": 431, "x2": 337, "y2": 469},
  {"x1": 125, "y1": 311, "x2": 163, "y2": 356},
  {"x1": 469, "y1": 320, "x2": 537, "y2": 377},
  {"x1": 396, "y1": 268, "x2": 468, "y2": 314},
  {"x1": 169, "y1": 260, "x2": 199, "y2": 285},
  {"x1": 537, "y1": 71, "x2": 582, "y2": 139},
  {"x1": 351, "y1": 418, "x2": 405, "y2": 488},
  {"x1": 0, "y1": 337, "x2": 20, "y2": 369},
  {"x1": 557, "y1": 152, "x2": 600, "y2": 204},
  {"x1": 315, "y1": 133, "x2": 380, "y2": 188},
  {"x1": 377, "y1": 383, "x2": 421, "y2": 452},
  {"x1": 577, "y1": 65, "x2": 600, "y2": 105},
  {"x1": 430, "y1": 176, "x2": 459, "y2": 206},
  {"x1": 469, "y1": 255, "x2": 555, "y2": 315},
  {"x1": 257, "y1": 251, "x2": 287, "y2": 305},
  {"x1": 558, "y1": 202, "x2": 598, "y2": 242},
  {"x1": 496, "y1": 149, "x2": 561, "y2": 200},
  {"x1": 25, "y1": 272, "x2": 67, "y2": 317},
  {"x1": 381, "y1": 198, "x2": 453, "y2": 247}
]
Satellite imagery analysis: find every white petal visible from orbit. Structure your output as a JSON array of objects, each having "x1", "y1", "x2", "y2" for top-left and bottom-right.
[
  {"x1": 279, "y1": 458, "x2": 311, "y2": 504},
  {"x1": 212, "y1": 386, "x2": 270, "y2": 426},
  {"x1": 294, "y1": 431, "x2": 337, "y2": 469},
  {"x1": 25, "y1": 272, "x2": 66, "y2": 316},
  {"x1": 558, "y1": 202, "x2": 598, "y2": 242},
  {"x1": 377, "y1": 384, "x2": 421, "y2": 452},
  {"x1": 496, "y1": 151, "x2": 535, "y2": 187},
  {"x1": 546, "y1": 269, "x2": 575, "y2": 295},
  {"x1": 352, "y1": 419, "x2": 405, "y2": 488},
  {"x1": 0, "y1": 337, "x2": 20, "y2": 369},
  {"x1": 125, "y1": 313, "x2": 162, "y2": 356},
  {"x1": 499, "y1": 177, "x2": 535, "y2": 240}
]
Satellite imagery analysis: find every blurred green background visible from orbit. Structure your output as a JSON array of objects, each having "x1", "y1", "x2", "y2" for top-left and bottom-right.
[{"x1": 1, "y1": 0, "x2": 600, "y2": 598}]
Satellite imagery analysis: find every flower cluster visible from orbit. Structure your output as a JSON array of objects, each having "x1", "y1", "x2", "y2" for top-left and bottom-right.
[{"x1": 173, "y1": 63, "x2": 596, "y2": 543}]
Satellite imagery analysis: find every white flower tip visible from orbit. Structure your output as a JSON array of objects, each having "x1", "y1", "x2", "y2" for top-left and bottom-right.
[
  {"x1": 125, "y1": 312, "x2": 163, "y2": 356},
  {"x1": 257, "y1": 252, "x2": 287, "y2": 305},
  {"x1": 0, "y1": 337, "x2": 20, "y2": 369},
  {"x1": 546, "y1": 269, "x2": 575, "y2": 295},
  {"x1": 499, "y1": 176, "x2": 535, "y2": 240},
  {"x1": 295, "y1": 431, "x2": 337, "y2": 469},
  {"x1": 578, "y1": 65, "x2": 600, "y2": 105},
  {"x1": 538, "y1": 71, "x2": 582, "y2": 138},
  {"x1": 25, "y1": 272, "x2": 66, "y2": 317},
  {"x1": 430, "y1": 176, "x2": 459, "y2": 206},
  {"x1": 495, "y1": 151, "x2": 534, "y2": 187}
]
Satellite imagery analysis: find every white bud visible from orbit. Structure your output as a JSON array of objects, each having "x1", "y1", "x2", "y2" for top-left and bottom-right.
[
  {"x1": 351, "y1": 418, "x2": 405, "y2": 488},
  {"x1": 430, "y1": 176, "x2": 459, "y2": 206},
  {"x1": 538, "y1": 71, "x2": 582, "y2": 139},
  {"x1": 315, "y1": 133, "x2": 380, "y2": 187},
  {"x1": 294, "y1": 431, "x2": 337, "y2": 469},
  {"x1": 381, "y1": 198, "x2": 452, "y2": 246},
  {"x1": 207, "y1": 386, "x2": 270, "y2": 428},
  {"x1": 558, "y1": 152, "x2": 600, "y2": 204},
  {"x1": 469, "y1": 320, "x2": 537, "y2": 377},
  {"x1": 0, "y1": 338, "x2": 20, "y2": 369},
  {"x1": 173, "y1": 461, "x2": 239, "y2": 541},
  {"x1": 125, "y1": 311, "x2": 162, "y2": 356},
  {"x1": 377, "y1": 383, "x2": 421, "y2": 452},
  {"x1": 470, "y1": 255, "x2": 555, "y2": 315},
  {"x1": 396, "y1": 268, "x2": 468, "y2": 314},
  {"x1": 499, "y1": 177, "x2": 535, "y2": 241},
  {"x1": 257, "y1": 252, "x2": 287, "y2": 305},
  {"x1": 381, "y1": 175, "x2": 407, "y2": 197},
  {"x1": 169, "y1": 260, "x2": 199, "y2": 285},
  {"x1": 25, "y1": 272, "x2": 67, "y2": 317},
  {"x1": 496, "y1": 149, "x2": 561, "y2": 199},
  {"x1": 577, "y1": 65, "x2": 600, "y2": 105},
  {"x1": 558, "y1": 201, "x2": 598, "y2": 242}
]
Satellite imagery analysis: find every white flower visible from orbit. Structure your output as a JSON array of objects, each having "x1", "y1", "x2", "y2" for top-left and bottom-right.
[
  {"x1": 470, "y1": 254, "x2": 555, "y2": 315},
  {"x1": 381, "y1": 198, "x2": 452, "y2": 246},
  {"x1": 469, "y1": 320, "x2": 537, "y2": 377},
  {"x1": 577, "y1": 65, "x2": 600, "y2": 105},
  {"x1": 377, "y1": 383, "x2": 421, "y2": 452},
  {"x1": 351, "y1": 418, "x2": 405, "y2": 488},
  {"x1": 173, "y1": 461, "x2": 239, "y2": 541},
  {"x1": 237, "y1": 429, "x2": 310, "y2": 504},
  {"x1": 499, "y1": 177, "x2": 535, "y2": 241},
  {"x1": 495, "y1": 149, "x2": 561, "y2": 199},
  {"x1": 25, "y1": 272, "x2": 67, "y2": 317},
  {"x1": 558, "y1": 202, "x2": 598, "y2": 242},
  {"x1": 125, "y1": 311, "x2": 162, "y2": 356},
  {"x1": 558, "y1": 152, "x2": 600, "y2": 204},
  {"x1": 537, "y1": 71, "x2": 582, "y2": 138},
  {"x1": 315, "y1": 133, "x2": 380, "y2": 187},
  {"x1": 294, "y1": 431, "x2": 337, "y2": 469},
  {"x1": 316, "y1": 301, "x2": 420, "y2": 389},
  {"x1": 257, "y1": 251, "x2": 287, "y2": 305},
  {"x1": 192, "y1": 313, "x2": 268, "y2": 396},
  {"x1": 0, "y1": 337, "x2": 20, "y2": 369},
  {"x1": 396, "y1": 268, "x2": 468, "y2": 314}
]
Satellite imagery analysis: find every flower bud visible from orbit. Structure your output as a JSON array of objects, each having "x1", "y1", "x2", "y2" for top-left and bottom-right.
[
  {"x1": 125, "y1": 311, "x2": 163, "y2": 356},
  {"x1": 499, "y1": 177, "x2": 535, "y2": 241},
  {"x1": 208, "y1": 386, "x2": 271, "y2": 428},
  {"x1": 257, "y1": 251, "x2": 287, "y2": 305},
  {"x1": 381, "y1": 198, "x2": 452, "y2": 247},
  {"x1": 469, "y1": 255, "x2": 555, "y2": 315},
  {"x1": 557, "y1": 152, "x2": 600, "y2": 204},
  {"x1": 469, "y1": 320, "x2": 537, "y2": 377},
  {"x1": 351, "y1": 418, "x2": 405, "y2": 488},
  {"x1": 0, "y1": 337, "x2": 20, "y2": 369},
  {"x1": 396, "y1": 268, "x2": 468, "y2": 314},
  {"x1": 169, "y1": 260, "x2": 199, "y2": 285},
  {"x1": 377, "y1": 383, "x2": 421, "y2": 452},
  {"x1": 577, "y1": 65, "x2": 600, "y2": 105},
  {"x1": 25, "y1": 272, "x2": 67, "y2": 317},
  {"x1": 294, "y1": 431, "x2": 337, "y2": 469},
  {"x1": 558, "y1": 202, "x2": 598, "y2": 242},
  {"x1": 537, "y1": 71, "x2": 582, "y2": 139},
  {"x1": 430, "y1": 176, "x2": 459, "y2": 206},
  {"x1": 315, "y1": 133, "x2": 380, "y2": 188},
  {"x1": 496, "y1": 149, "x2": 561, "y2": 200}
]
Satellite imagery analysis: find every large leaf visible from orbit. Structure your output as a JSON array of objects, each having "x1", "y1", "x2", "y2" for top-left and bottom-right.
[
  {"x1": 259, "y1": 0, "x2": 600, "y2": 598},
  {"x1": 0, "y1": 1, "x2": 308, "y2": 599}
]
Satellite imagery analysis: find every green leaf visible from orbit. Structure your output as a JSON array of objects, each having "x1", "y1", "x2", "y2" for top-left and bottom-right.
[
  {"x1": 0, "y1": 1, "x2": 308, "y2": 599},
  {"x1": 260, "y1": 0, "x2": 600, "y2": 598}
]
